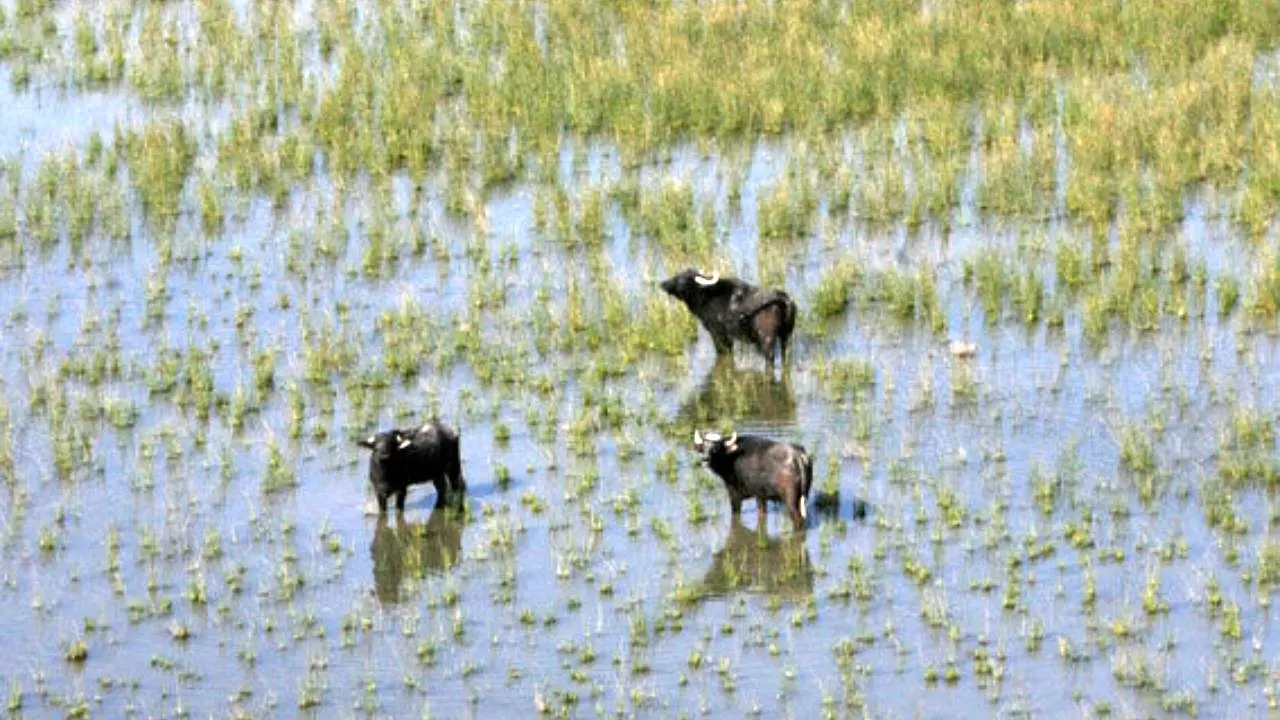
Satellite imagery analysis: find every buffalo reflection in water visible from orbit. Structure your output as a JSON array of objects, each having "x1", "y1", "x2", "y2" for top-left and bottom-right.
[
  {"x1": 677, "y1": 357, "x2": 797, "y2": 427},
  {"x1": 694, "y1": 518, "x2": 815, "y2": 603},
  {"x1": 371, "y1": 510, "x2": 466, "y2": 604}
]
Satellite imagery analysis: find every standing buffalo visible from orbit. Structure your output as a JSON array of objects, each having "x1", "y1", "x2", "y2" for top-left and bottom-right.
[
  {"x1": 357, "y1": 419, "x2": 466, "y2": 514},
  {"x1": 659, "y1": 268, "x2": 797, "y2": 365},
  {"x1": 693, "y1": 429, "x2": 813, "y2": 530}
]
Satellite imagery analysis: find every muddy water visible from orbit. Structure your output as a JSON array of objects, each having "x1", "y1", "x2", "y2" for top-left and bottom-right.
[{"x1": 1, "y1": 56, "x2": 1280, "y2": 720}]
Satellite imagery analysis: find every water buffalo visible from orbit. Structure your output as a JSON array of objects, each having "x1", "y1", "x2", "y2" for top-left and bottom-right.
[
  {"x1": 371, "y1": 510, "x2": 465, "y2": 604},
  {"x1": 659, "y1": 268, "x2": 797, "y2": 365},
  {"x1": 693, "y1": 429, "x2": 813, "y2": 530},
  {"x1": 357, "y1": 419, "x2": 466, "y2": 514}
]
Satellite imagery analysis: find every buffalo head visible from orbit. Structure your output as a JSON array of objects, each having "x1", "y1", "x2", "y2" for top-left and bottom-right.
[
  {"x1": 357, "y1": 430, "x2": 412, "y2": 461},
  {"x1": 693, "y1": 429, "x2": 739, "y2": 460},
  {"x1": 659, "y1": 268, "x2": 722, "y2": 304}
]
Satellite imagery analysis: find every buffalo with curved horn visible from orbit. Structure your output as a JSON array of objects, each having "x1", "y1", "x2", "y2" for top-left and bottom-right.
[
  {"x1": 659, "y1": 268, "x2": 797, "y2": 365},
  {"x1": 357, "y1": 419, "x2": 466, "y2": 514},
  {"x1": 692, "y1": 429, "x2": 813, "y2": 530}
]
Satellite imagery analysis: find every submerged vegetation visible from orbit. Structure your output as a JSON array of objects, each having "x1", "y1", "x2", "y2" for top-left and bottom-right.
[{"x1": 0, "y1": 0, "x2": 1279, "y2": 717}]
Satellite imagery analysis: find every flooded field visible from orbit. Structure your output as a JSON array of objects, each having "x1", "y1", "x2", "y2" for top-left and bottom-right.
[{"x1": 3, "y1": 0, "x2": 1280, "y2": 717}]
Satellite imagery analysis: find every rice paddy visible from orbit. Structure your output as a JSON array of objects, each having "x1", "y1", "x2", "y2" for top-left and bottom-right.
[{"x1": 2, "y1": 0, "x2": 1280, "y2": 717}]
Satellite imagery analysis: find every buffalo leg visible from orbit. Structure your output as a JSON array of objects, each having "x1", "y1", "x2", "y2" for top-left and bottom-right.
[
  {"x1": 753, "y1": 309, "x2": 782, "y2": 365},
  {"x1": 376, "y1": 492, "x2": 389, "y2": 514},
  {"x1": 761, "y1": 334, "x2": 777, "y2": 367},
  {"x1": 784, "y1": 484, "x2": 805, "y2": 530},
  {"x1": 395, "y1": 489, "x2": 408, "y2": 513},
  {"x1": 709, "y1": 327, "x2": 733, "y2": 356},
  {"x1": 728, "y1": 490, "x2": 743, "y2": 516},
  {"x1": 787, "y1": 503, "x2": 804, "y2": 529},
  {"x1": 757, "y1": 500, "x2": 767, "y2": 528}
]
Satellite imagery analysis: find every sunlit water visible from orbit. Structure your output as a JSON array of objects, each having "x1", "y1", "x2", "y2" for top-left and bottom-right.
[{"x1": 1, "y1": 50, "x2": 1279, "y2": 720}]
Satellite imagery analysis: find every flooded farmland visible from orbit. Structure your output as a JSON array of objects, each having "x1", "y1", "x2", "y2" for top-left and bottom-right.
[{"x1": 3, "y1": 0, "x2": 1280, "y2": 718}]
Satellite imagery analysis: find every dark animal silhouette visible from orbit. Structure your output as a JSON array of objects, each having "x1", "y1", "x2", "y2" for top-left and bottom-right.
[
  {"x1": 371, "y1": 510, "x2": 465, "y2": 604},
  {"x1": 660, "y1": 268, "x2": 797, "y2": 364},
  {"x1": 812, "y1": 490, "x2": 870, "y2": 521},
  {"x1": 697, "y1": 517, "x2": 815, "y2": 602},
  {"x1": 357, "y1": 419, "x2": 465, "y2": 513},
  {"x1": 693, "y1": 430, "x2": 813, "y2": 530},
  {"x1": 677, "y1": 357, "x2": 797, "y2": 427}
]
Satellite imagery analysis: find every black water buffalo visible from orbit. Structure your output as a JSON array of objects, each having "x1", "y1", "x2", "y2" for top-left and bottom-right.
[
  {"x1": 357, "y1": 419, "x2": 466, "y2": 513},
  {"x1": 371, "y1": 510, "x2": 465, "y2": 604},
  {"x1": 659, "y1": 268, "x2": 797, "y2": 364},
  {"x1": 693, "y1": 430, "x2": 813, "y2": 530}
]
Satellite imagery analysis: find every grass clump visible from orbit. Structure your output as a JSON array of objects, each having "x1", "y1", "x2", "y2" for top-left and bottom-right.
[
  {"x1": 758, "y1": 168, "x2": 817, "y2": 240},
  {"x1": 863, "y1": 268, "x2": 946, "y2": 333},
  {"x1": 63, "y1": 639, "x2": 88, "y2": 663},
  {"x1": 1215, "y1": 275, "x2": 1240, "y2": 316},
  {"x1": 124, "y1": 121, "x2": 197, "y2": 222},
  {"x1": 811, "y1": 261, "x2": 862, "y2": 319},
  {"x1": 1245, "y1": 251, "x2": 1280, "y2": 321},
  {"x1": 1218, "y1": 409, "x2": 1278, "y2": 487},
  {"x1": 816, "y1": 358, "x2": 875, "y2": 399},
  {"x1": 1258, "y1": 542, "x2": 1280, "y2": 587}
]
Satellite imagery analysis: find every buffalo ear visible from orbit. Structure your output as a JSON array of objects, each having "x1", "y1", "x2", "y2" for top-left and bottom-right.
[{"x1": 358, "y1": 435, "x2": 376, "y2": 450}]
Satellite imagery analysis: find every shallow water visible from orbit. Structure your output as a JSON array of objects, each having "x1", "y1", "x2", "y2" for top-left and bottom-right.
[{"x1": 3, "y1": 20, "x2": 1280, "y2": 720}]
